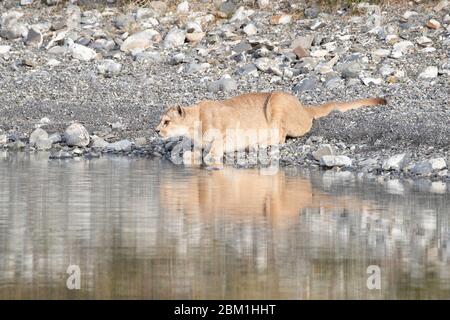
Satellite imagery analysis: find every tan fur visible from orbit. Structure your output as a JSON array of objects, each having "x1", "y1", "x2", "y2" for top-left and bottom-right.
[{"x1": 155, "y1": 92, "x2": 387, "y2": 163}]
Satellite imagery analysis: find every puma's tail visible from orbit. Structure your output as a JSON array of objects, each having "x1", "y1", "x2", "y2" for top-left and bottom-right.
[{"x1": 306, "y1": 97, "x2": 387, "y2": 120}]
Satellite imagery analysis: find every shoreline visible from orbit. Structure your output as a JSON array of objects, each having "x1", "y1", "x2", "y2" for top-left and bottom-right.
[{"x1": 0, "y1": 1, "x2": 448, "y2": 182}]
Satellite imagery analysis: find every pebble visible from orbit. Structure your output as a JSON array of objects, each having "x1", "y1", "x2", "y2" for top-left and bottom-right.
[
  {"x1": 70, "y1": 43, "x2": 97, "y2": 61},
  {"x1": 97, "y1": 59, "x2": 122, "y2": 77},
  {"x1": 418, "y1": 66, "x2": 438, "y2": 79},
  {"x1": 426, "y1": 19, "x2": 441, "y2": 29}
]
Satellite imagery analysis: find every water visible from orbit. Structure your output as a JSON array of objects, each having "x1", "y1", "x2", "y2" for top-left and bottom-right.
[{"x1": 0, "y1": 152, "x2": 449, "y2": 299}]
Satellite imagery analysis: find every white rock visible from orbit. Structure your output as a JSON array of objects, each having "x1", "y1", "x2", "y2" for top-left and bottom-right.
[
  {"x1": 320, "y1": 155, "x2": 353, "y2": 167},
  {"x1": 402, "y1": 11, "x2": 418, "y2": 19},
  {"x1": 120, "y1": 29, "x2": 160, "y2": 53},
  {"x1": 91, "y1": 135, "x2": 109, "y2": 149},
  {"x1": 362, "y1": 76, "x2": 383, "y2": 86},
  {"x1": 107, "y1": 139, "x2": 132, "y2": 152},
  {"x1": 97, "y1": 59, "x2": 122, "y2": 77},
  {"x1": 257, "y1": 0, "x2": 270, "y2": 9},
  {"x1": 429, "y1": 158, "x2": 447, "y2": 170},
  {"x1": 0, "y1": 45, "x2": 11, "y2": 55},
  {"x1": 382, "y1": 153, "x2": 409, "y2": 170},
  {"x1": 163, "y1": 27, "x2": 186, "y2": 48},
  {"x1": 64, "y1": 123, "x2": 90, "y2": 147},
  {"x1": 391, "y1": 40, "x2": 414, "y2": 58},
  {"x1": 29, "y1": 128, "x2": 48, "y2": 146},
  {"x1": 70, "y1": 43, "x2": 97, "y2": 61},
  {"x1": 176, "y1": 1, "x2": 189, "y2": 14},
  {"x1": 372, "y1": 48, "x2": 390, "y2": 57},
  {"x1": 416, "y1": 36, "x2": 433, "y2": 47},
  {"x1": 243, "y1": 23, "x2": 257, "y2": 36},
  {"x1": 418, "y1": 66, "x2": 438, "y2": 79}
]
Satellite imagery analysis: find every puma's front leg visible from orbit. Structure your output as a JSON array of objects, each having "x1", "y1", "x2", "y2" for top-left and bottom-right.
[{"x1": 203, "y1": 140, "x2": 224, "y2": 168}]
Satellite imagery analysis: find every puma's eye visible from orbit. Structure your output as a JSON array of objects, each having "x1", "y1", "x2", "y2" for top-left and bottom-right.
[{"x1": 163, "y1": 120, "x2": 170, "y2": 127}]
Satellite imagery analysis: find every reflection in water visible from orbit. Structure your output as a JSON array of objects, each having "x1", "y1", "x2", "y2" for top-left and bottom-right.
[{"x1": 0, "y1": 152, "x2": 449, "y2": 299}]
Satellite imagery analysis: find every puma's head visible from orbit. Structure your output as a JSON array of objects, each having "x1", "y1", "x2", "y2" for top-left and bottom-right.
[{"x1": 155, "y1": 105, "x2": 194, "y2": 140}]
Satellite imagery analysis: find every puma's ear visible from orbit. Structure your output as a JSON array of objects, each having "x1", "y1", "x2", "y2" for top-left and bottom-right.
[{"x1": 177, "y1": 105, "x2": 185, "y2": 117}]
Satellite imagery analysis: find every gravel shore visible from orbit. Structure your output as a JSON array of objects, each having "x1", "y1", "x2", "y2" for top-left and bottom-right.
[{"x1": 0, "y1": 0, "x2": 449, "y2": 181}]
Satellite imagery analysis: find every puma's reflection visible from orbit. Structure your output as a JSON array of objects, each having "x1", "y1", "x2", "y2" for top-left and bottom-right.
[{"x1": 160, "y1": 167, "x2": 374, "y2": 227}]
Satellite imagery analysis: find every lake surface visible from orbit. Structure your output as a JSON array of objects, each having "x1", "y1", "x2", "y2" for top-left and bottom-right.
[{"x1": 0, "y1": 152, "x2": 449, "y2": 299}]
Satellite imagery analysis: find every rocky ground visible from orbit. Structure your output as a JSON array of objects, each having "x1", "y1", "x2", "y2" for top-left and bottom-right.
[{"x1": 0, "y1": 0, "x2": 449, "y2": 182}]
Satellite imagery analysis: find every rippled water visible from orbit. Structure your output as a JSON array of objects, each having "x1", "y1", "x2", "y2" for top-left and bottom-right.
[{"x1": 0, "y1": 152, "x2": 449, "y2": 299}]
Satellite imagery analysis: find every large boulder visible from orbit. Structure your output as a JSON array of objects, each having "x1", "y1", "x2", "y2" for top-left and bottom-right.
[{"x1": 64, "y1": 123, "x2": 90, "y2": 147}]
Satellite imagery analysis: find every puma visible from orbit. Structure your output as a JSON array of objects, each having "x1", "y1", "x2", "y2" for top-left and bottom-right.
[{"x1": 155, "y1": 92, "x2": 387, "y2": 164}]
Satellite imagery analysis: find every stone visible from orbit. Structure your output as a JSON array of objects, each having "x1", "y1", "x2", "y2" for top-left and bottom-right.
[
  {"x1": 0, "y1": 134, "x2": 7, "y2": 145},
  {"x1": 164, "y1": 28, "x2": 186, "y2": 48},
  {"x1": 120, "y1": 29, "x2": 161, "y2": 53},
  {"x1": 232, "y1": 41, "x2": 252, "y2": 54},
  {"x1": 91, "y1": 135, "x2": 109, "y2": 149},
  {"x1": 207, "y1": 78, "x2": 237, "y2": 93},
  {"x1": 324, "y1": 76, "x2": 342, "y2": 90},
  {"x1": 292, "y1": 35, "x2": 314, "y2": 50},
  {"x1": 257, "y1": 0, "x2": 270, "y2": 9},
  {"x1": 134, "y1": 137, "x2": 147, "y2": 147},
  {"x1": 402, "y1": 11, "x2": 418, "y2": 20},
  {"x1": 293, "y1": 46, "x2": 309, "y2": 58},
  {"x1": 418, "y1": 66, "x2": 438, "y2": 79},
  {"x1": 70, "y1": 43, "x2": 97, "y2": 61},
  {"x1": 340, "y1": 62, "x2": 362, "y2": 79},
  {"x1": 115, "y1": 14, "x2": 135, "y2": 30},
  {"x1": 186, "y1": 31, "x2": 204, "y2": 43},
  {"x1": 382, "y1": 153, "x2": 409, "y2": 170},
  {"x1": 107, "y1": 139, "x2": 132, "y2": 152},
  {"x1": 362, "y1": 77, "x2": 383, "y2": 86},
  {"x1": 243, "y1": 23, "x2": 257, "y2": 36},
  {"x1": 97, "y1": 59, "x2": 122, "y2": 77},
  {"x1": 0, "y1": 45, "x2": 11, "y2": 55},
  {"x1": 426, "y1": 19, "x2": 441, "y2": 29},
  {"x1": 48, "y1": 133, "x2": 62, "y2": 143},
  {"x1": 293, "y1": 77, "x2": 316, "y2": 93},
  {"x1": 64, "y1": 123, "x2": 90, "y2": 147},
  {"x1": 417, "y1": 36, "x2": 433, "y2": 47},
  {"x1": 21, "y1": 0, "x2": 34, "y2": 5},
  {"x1": 177, "y1": 1, "x2": 189, "y2": 14},
  {"x1": 429, "y1": 158, "x2": 447, "y2": 170},
  {"x1": 29, "y1": 128, "x2": 48, "y2": 146},
  {"x1": 391, "y1": 40, "x2": 414, "y2": 58},
  {"x1": 254, "y1": 57, "x2": 273, "y2": 72},
  {"x1": 320, "y1": 155, "x2": 353, "y2": 167},
  {"x1": 270, "y1": 14, "x2": 292, "y2": 25},
  {"x1": 8, "y1": 140, "x2": 26, "y2": 151},
  {"x1": 35, "y1": 137, "x2": 52, "y2": 151},
  {"x1": 372, "y1": 48, "x2": 390, "y2": 57},
  {"x1": 411, "y1": 162, "x2": 433, "y2": 175},
  {"x1": 235, "y1": 64, "x2": 258, "y2": 77},
  {"x1": 378, "y1": 64, "x2": 395, "y2": 77},
  {"x1": 312, "y1": 144, "x2": 333, "y2": 161},
  {"x1": 310, "y1": 20, "x2": 325, "y2": 31},
  {"x1": 0, "y1": 11, "x2": 27, "y2": 39},
  {"x1": 434, "y1": 0, "x2": 449, "y2": 12},
  {"x1": 25, "y1": 28, "x2": 43, "y2": 47},
  {"x1": 218, "y1": 1, "x2": 237, "y2": 18}
]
